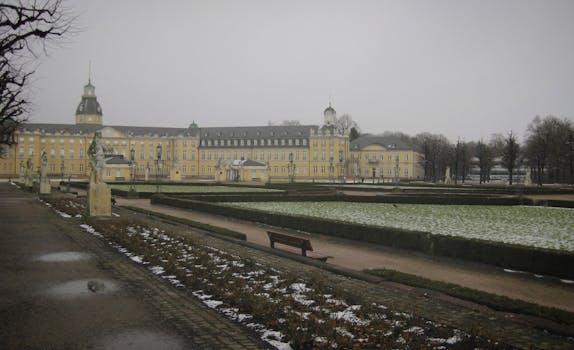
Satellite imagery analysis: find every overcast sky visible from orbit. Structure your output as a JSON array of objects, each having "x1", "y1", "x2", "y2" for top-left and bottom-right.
[{"x1": 30, "y1": 0, "x2": 573, "y2": 142}]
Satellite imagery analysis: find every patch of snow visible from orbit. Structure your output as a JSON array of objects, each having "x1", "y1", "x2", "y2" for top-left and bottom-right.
[
  {"x1": 149, "y1": 266, "x2": 164, "y2": 275},
  {"x1": 330, "y1": 307, "x2": 369, "y2": 326},
  {"x1": 261, "y1": 330, "x2": 292, "y2": 350},
  {"x1": 79, "y1": 224, "x2": 103, "y2": 238},
  {"x1": 54, "y1": 209, "x2": 71, "y2": 218},
  {"x1": 404, "y1": 326, "x2": 425, "y2": 335},
  {"x1": 335, "y1": 327, "x2": 354, "y2": 339},
  {"x1": 325, "y1": 298, "x2": 347, "y2": 306},
  {"x1": 204, "y1": 300, "x2": 223, "y2": 309},
  {"x1": 560, "y1": 279, "x2": 574, "y2": 284},
  {"x1": 290, "y1": 283, "x2": 312, "y2": 293},
  {"x1": 446, "y1": 334, "x2": 463, "y2": 344},
  {"x1": 130, "y1": 255, "x2": 144, "y2": 263},
  {"x1": 314, "y1": 337, "x2": 327, "y2": 344}
]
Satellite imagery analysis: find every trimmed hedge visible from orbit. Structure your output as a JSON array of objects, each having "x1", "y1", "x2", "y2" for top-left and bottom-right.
[
  {"x1": 175, "y1": 193, "x2": 525, "y2": 206},
  {"x1": 152, "y1": 194, "x2": 574, "y2": 279},
  {"x1": 123, "y1": 205, "x2": 247, "y2": 241},
  {"x1": 366, "y1": 268, "x2": 574, "y2": 326}
]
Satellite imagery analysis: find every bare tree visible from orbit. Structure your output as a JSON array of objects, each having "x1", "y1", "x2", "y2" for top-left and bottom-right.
[
  {"x1": 336, "y1": 114, "x2": 359, "y2": 135},
  {"x1": 0, "y1": 0, "x2": 74, "y2": 146},
  {"x1": 501, "y1": 131, "x2": 520, "y2": 185},
  {"x1": 524, "y1": 116, "x2": 573, "y2": 185},
  {"x1": 349, "y1": 127, "x2": 360, "y2": 142},
  {"x1": 280, "y1": 120, "x2": 301, "y2": 126},
  {"x1": 413, "y1": 132, "x2": 453, "y2": 183},
  {"x1": 475, "y1": 139, "x2": 494, "y2": 184}
]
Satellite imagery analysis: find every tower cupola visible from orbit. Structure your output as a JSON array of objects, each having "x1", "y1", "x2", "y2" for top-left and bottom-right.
[
  {"x1": 75, "y1": 71, "x2": 103, "y2": 125},
  {"x1": 323, "y1": 102, "x2": 336, "y2": 126}
]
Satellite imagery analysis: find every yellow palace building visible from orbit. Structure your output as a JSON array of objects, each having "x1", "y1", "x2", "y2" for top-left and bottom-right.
[{"x1": 0, "y1": 80, "x2": 423, "y2": 183}]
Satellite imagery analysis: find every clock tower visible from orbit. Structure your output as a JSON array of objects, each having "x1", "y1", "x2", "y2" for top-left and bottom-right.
[{"x1": 75, "y1": 77, "x2": 103, "y2": 125}]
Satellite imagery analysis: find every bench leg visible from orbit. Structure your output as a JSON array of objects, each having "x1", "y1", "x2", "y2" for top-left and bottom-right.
[
  {"x1": 301, "y1": 247, "x2": 306, "y2": 257},
  {"x1": 270, "y1": 240, "x2": 275, "y2": 249}
]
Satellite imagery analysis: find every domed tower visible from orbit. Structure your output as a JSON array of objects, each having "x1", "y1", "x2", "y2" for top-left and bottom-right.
[
  {"x1": 323, "y1": 102, "x2": 336, "y2": 126},
  {"x1": 75, "y1": 77, "x2": 103, "y2": 125}
]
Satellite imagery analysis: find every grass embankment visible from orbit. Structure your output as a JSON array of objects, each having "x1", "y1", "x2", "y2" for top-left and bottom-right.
[{"x1": 366, "y1": 268, "x2": 574, "y2": 326}]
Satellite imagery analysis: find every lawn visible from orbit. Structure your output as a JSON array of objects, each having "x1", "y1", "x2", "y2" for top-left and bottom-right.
[
  {"x1": 109, "y1": 184, "x2": 282, "y2": 193},
  {"x1": 225, "y1": 202, "x2": 574, "y2": 252}
]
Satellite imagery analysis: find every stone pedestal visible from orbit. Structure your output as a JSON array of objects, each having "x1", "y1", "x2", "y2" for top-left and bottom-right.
[
  {"x1": 87, "y1": 183, "x2": 111, "y2": 216},
  {"x1": 144, "y1": 168, "x2": 149, "y2": 181},
  {"x1": 40, "y1": 178, "x2": 51, "y2": 194},
  {"x1": 24, "y1": 175, "x2": 34, "y2": 188},
  {"x1": 170, "y1": 168, "x2": 182, "y2": 182}
]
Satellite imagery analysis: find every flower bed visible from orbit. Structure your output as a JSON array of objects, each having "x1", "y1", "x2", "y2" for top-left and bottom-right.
[
  {"x1": 81, "y1": 218, "x2": 501, "y2": 349},
  {"x1": 40, "y1": 196, "x2": 86, "y2": 218}
]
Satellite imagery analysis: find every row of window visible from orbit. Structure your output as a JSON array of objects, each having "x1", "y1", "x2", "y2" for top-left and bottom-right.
[
  {"x1": 18, "y1": 136, "x2": 202, "y2": 149},
  {"x1": 201, "y1": 138, "x2": 309, "y2": 147},
  {"x1": 17, "y1": 163, "x2": 85, "y2": 173},
  {"x1": 200, "y1": 150, "x2": 309, "y2": 162},
  {"x1": 16, "y1": 148, "x2": 86, "y2": 159},
  {"x1": 350, "y1": 167, "x2": 409, "y2": 177},
  {"x1": 351, "y1": 152, "x2": 409, "y2": 161}
]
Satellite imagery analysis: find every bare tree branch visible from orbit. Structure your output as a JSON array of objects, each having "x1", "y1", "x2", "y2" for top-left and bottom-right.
[{"x1": 0, "y1": 0, "x2": 74, "y2": 146}]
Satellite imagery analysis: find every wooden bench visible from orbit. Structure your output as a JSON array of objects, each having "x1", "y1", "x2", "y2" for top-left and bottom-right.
[{"x1": 266, "y1": 231, "x2": 330, "y2": 262}]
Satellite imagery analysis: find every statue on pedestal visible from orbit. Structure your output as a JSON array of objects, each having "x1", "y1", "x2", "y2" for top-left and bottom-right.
[
  {"x1": 87, "y1": 132, "x2": 111, "y2": 216},
  {"x1": 24, "y1": 158, "x2": 34, "y2": 187},
  {"x1": 88, "y1": 132, "x2": 105, "y2": 184},
  {"x1": 40, "y1": 150, "x2": 48, "y2": 178},
  {"x1": 524, "y1": 167, "x2": 532, "y2": 186},
  {"x1": 444, "y1": 166, "x2": 452, "y2": 185},
  {"x1": 39, "y1": 150, "x2": 51, "y2": 194}
]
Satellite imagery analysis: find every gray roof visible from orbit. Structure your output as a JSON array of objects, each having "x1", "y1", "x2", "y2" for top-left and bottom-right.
[
  {"x1": 105, "y1": 155, "x2": 131, "y2": 165},
  {"x1": 18, "y1": 123, "x2": 319, "y2": 139},
  {"x1": 350, "y1": 135, "x2": 415, "y2": 151},
  {"x1": 242, "y1": 159, "x2": 266, "y2": 167},
  {"x1": 19, "y1": 123, "x2": 193, "y2": 137},
  {"x1": 199, "y1": 125, "x2": 318, "y2": 140},
  {"x1": 76, "y1": 97, "x2": 102, "y2": 116}
]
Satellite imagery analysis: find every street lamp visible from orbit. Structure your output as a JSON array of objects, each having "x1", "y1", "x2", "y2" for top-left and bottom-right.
[
  {"x1": 129, "y1": 148, "x2": 137, "y2": 196},
  {"x1": 339, "y1": 150, "x2": 344, "y2": 183},
  {"x1": 372, "y1": 167, "x2": 376, "y2": 184},
  {"x1": 329, "y1": 156, "x2": 334, "y2": 183},
  {"x1": 394, "y1": 155, "x2": 400, "y2": 185},
  {"x1": 288, "y1": 151, "x2": 294, "y2": 183},
  {"x1": 60, "y1": 160, "x2": 65, "y2": 191},
  {"x1": 156, "y1": 143, "x2": 162, "y2": 193}
]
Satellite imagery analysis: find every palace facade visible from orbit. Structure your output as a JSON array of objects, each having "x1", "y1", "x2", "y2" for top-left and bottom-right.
[{"x1": 0, "y1": 80, "x2": 424, "y2": 182}]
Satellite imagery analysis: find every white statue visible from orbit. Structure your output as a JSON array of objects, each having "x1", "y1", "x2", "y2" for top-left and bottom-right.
[
  {"x1": 524, "y1": 168, "x2": 532, "y2": 186},
  {"x1": 40, "y1": 149, "x2": 48, "y2": 179},
  {"x1": 444, "y1": 166, "x2": 452, "y2": 185},
  {"x1": 88, "y1": 132, "x2": 105, "y2": 184}
]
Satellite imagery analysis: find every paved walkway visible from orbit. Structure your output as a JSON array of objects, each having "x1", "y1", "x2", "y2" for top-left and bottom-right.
[
  {"x1": 0, "y1": 184, "x2": 265, "y2": 350},
  {"x1": 117, "y1": 197, "x2": 574, "y2": 313}
]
